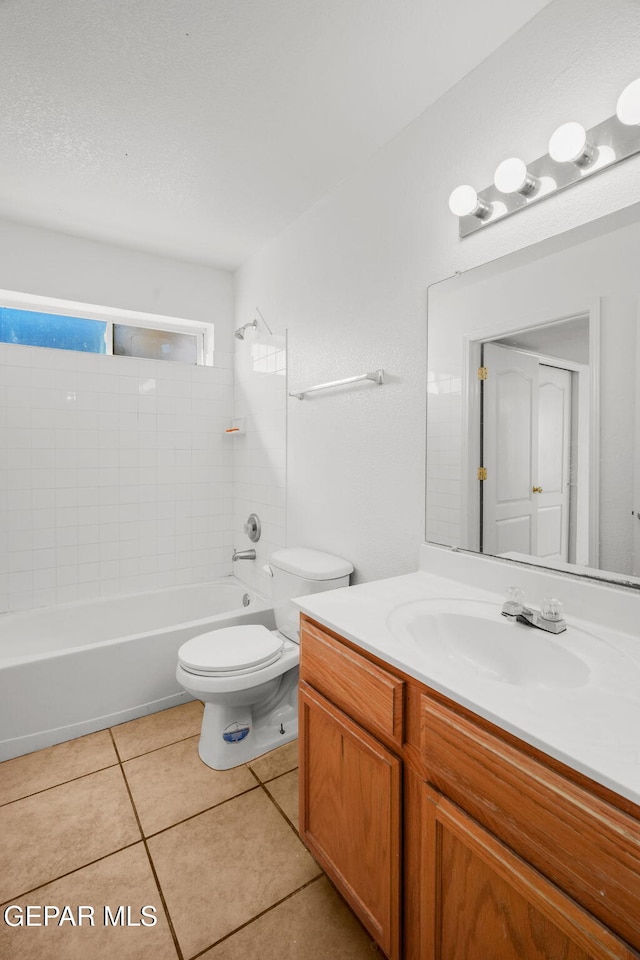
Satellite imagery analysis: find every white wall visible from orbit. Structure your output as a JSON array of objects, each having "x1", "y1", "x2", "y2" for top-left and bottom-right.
[
  {"x1": 0, "y1": 220, "x2": 236, "y2": 611},
  {"x1": 235, "y1": 0, "x2": 640, "y2": 583},
  {"x1": 0, "y1": 218, "x2": 235, "y2": 352},
  {"x1": 231, "y1": 328, "x2": 287, "y2": 595}
]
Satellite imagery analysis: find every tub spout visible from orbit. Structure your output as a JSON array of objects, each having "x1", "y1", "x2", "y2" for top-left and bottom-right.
[{"x1": 232, "y1": 548, "x2": 256, "y2": 561}]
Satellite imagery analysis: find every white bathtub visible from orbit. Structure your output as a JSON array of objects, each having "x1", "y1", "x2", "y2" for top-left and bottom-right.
[{"x1": 0, "y1": 579, "x2": 275, "y2": 761}]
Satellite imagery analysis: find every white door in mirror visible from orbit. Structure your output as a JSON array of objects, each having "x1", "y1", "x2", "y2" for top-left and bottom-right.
[{"x1": 482, "y1": 343, "x2": 571, "y2": 563}]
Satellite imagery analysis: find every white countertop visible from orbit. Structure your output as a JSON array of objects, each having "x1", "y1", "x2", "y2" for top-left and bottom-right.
[{"x1": 294, "y1": 546, "x2": 640, "y2": 807}]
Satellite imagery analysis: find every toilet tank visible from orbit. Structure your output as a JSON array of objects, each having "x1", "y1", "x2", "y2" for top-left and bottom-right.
[{"x1": 269, "y1": 548, "x2": 353, "y2": 642}]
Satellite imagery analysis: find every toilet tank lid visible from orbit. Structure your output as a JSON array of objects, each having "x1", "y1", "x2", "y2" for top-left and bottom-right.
[{"x1": 270, "y1": 548, "x2": 353, "y2": 581}]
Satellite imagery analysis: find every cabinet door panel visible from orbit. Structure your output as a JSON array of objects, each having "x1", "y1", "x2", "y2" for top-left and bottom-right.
[
  {"x1": 423, "y1": 786, "x2": 638, "y2": 960},
  {"x1": 299, "y1": 681, "x2": 401, "y2": 960},
  {"x1": 420, "y1": 695, "x2": 640, "y2": 949}
]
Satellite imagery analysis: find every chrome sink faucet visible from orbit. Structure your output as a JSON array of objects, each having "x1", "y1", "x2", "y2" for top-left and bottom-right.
[{"x1": 501, "y1": 587, "x2": 567, "y2": 634}]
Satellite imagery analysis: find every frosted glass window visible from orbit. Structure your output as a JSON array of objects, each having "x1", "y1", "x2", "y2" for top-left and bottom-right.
[
  {"x1": 113, "y1": 325, "x2": 198, "y2": 364},
  {"x1": 0, "y1": 307, "x2": 107, "y2": 353}
]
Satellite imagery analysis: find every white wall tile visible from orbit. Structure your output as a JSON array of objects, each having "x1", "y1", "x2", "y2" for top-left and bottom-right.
[{"x1": 0, "y1": 342, "x2": 234, "y2": 611}]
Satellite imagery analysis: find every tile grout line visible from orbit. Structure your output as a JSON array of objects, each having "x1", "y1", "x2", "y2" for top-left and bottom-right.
[
  {"x1": 108, "y1": 727, "x2": 185, "y2": 960},
  {"x1": 247, "y1": 765, "x2": 263, "y2": 786},
  {"x1": 261, "y1": 778, "x2": 299, "y2": 839},
  {"x1": 142, "y1": 783, "x2": 264, "y2": 840},
  {"x1": 188, "y1": 874, "x2": 326, "y2": 960},
  {"x1": 115, "y1": 729, "x2": 203, "y2": 763},
  {"x1": 0, "y1": 840, "x2": 144, "y2": 908},
  {"x1": 0, "y1": 761, "x2": 120, "y2": 809},
  {"x1": 256, "y1": 763, "x2": 298, "y2": 785},
  {"x1": 0, "y1": 723, "x2": 204, "y2": 811}
]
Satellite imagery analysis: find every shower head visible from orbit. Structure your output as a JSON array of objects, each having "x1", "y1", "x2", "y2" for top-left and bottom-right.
[{"x1": 234, "y1": 319, "x2": 258, "y2": 340}]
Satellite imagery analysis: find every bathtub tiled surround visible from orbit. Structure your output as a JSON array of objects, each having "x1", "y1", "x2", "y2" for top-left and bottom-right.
[
  {"x1": 232, "y1": 331, "x2": 287, "y2": 597},
  {"x1": 0, "y1": 343, "x2": 235, "y2": 613},
  {"x1": 0, "y1": 702, "x2": 376, "y2": 960}
]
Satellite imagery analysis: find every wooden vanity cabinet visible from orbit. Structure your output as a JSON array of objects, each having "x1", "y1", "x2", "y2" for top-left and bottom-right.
[
  {"x1": 419, "y1": 695, "x2": 640, "y2": 955},
  {"x1": 298, "y1": 618, "x2": 403, "y2": 960},
  {"x1": 299, "y1": 682, "x2": 402, "y2": 959},
  {"x1": 298, "y1": 616, "x2": 640, "y2": 960},
  {"x1": 421, "y1": 785, "x2": 637, "y2": 960}
]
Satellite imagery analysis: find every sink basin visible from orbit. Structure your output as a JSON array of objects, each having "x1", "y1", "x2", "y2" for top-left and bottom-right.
[{"x1": 386, "y1": 598, "x2": 591, "y2": 689}]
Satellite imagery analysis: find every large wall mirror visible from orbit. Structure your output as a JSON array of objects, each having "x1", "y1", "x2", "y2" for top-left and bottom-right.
[{"x1": 426, "y1": 202, "x2": 640, "y2": 589}]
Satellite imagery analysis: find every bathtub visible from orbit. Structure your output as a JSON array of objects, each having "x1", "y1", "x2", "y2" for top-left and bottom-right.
[{"x1": 0, "y1": 578, "x2": 274, "y2": 762}]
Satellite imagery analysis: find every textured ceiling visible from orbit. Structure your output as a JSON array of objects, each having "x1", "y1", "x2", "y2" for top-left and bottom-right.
[{"x1": 0, "y1": 0, "x2": 551, "y2": 268}]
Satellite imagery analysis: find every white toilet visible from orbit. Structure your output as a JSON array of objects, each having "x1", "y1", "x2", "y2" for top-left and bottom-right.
[{"x1": 176, "y1": 548, "x2": 353, "y2": 769}]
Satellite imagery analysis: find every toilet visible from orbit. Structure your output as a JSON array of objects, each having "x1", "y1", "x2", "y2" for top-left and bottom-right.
[{"x1": 176, "y1": 548, "x2": 353, "y2": 769}]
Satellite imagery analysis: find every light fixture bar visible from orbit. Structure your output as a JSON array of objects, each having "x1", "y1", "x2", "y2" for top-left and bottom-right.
[{"x1": 455, "y1": 111, "x2": 640, "y2": 237}]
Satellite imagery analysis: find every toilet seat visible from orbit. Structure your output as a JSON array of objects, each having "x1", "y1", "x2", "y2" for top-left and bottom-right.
[{"x1": 178, "y1": 624, "x2": 284, "y2": 678}]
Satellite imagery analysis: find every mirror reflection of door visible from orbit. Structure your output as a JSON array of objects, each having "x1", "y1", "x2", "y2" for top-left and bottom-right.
[{"x1": 479, "y1": 316, "x2": 590, "y2": 567}]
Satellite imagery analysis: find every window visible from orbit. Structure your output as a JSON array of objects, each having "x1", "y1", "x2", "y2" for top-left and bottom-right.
[
  {"x1": 0, "y1": 307, "x2": 107, "y2": 353},
  {"x1": 113, "y1": 324, "x2": 198, "y2": 364},
  {"x1": 0, "y1": 293, "x2": 212, "y2": 365}
]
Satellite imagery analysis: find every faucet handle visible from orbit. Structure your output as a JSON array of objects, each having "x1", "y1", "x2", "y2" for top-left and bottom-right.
[
  {"x1": 541, "y1": 598, "x2": 564, "y2": 622},
  {"x1": 502, "y1": 586, "x2": 525, "y2": 616}
]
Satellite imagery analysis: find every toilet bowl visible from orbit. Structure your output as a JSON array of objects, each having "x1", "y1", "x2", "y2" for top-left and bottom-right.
[{"x1": 176, "y1": 548, "x2": 352, "y2": 769}]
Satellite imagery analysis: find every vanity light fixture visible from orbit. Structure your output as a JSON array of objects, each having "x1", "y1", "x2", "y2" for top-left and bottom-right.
[
  {"x1": 493, "y1": 157, "x2": 540, "y2": 196},
  {"x1": 450, "y1": 77, "x2": 640, "y2": 237}
]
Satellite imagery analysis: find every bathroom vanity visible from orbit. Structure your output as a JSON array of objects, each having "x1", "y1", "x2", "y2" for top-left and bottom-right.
[
  {"x1": 294, "y1": 185, "x2": 640, "y2": 960},
  {"x1": 296, "y1": 546, "x2": 640, "y2": 960}
]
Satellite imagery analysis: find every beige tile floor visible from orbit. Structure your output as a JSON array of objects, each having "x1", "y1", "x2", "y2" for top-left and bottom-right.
[{"x1": 0, "y1": 702, "x2": 379, "y2": 960}]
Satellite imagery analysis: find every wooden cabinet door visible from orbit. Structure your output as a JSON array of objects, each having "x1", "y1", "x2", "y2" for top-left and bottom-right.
[
  {"x1": 299, "y1": 681, "x2": 402, "y2": 960},
  {"x1": 422, "y1": 784, "x2": 638, "y2": 960}
]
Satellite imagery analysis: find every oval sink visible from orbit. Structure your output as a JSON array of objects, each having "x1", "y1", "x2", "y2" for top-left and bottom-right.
[{"x1": 386, "y1": 598, "x2": 591, "y2": 689}]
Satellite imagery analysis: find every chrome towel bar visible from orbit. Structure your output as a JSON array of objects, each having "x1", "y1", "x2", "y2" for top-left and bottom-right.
[{"x1": 289, "y1": 369, "x2": 384, "y2": 400}]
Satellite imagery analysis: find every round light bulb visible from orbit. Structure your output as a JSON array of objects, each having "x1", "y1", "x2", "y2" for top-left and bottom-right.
[
  {"x1": 448, "y1": 184, "x2": 479, "y2": 216},
  {"x1": 448, "y1": 184, "x2": 491, "y2": 219},
  {"x1": 493, "y1": 157, "x2": 539, "y2": 195},
  {"x1": 548, "y1": 122, "x2": 594, "y2": 166},
  {"x1": 616, "y1": 77, "x2": 640, "y2": 125}
]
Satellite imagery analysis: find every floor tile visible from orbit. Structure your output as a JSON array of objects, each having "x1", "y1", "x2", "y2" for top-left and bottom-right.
[
  {"x1": 148, "y1": 787, "x2": 321, "y2": 958},
  {"x1": 111, "y1": 700, "x2": 203, "y2": 761},
  {"x1": 0, "y1": 766, "x2": 140, "y2": 902},
  {"x1": 0, "y1": 731, "x2": 118, "y2": 807},
  {"x1": 123, "y1": 735, "x2": 256, "y2": 836},
  {"x1": 248, "y1": 739, "x2": 298, "y2": 782},
  {"x1": 200, "y1": 876, "x2": 376, "y2": 959},
  {"x1": 0, "y1": 843, "x2": 178, "y2": 960},
  {"x1": 265, "y1": 769, "x2": 299, "y2": 831}
]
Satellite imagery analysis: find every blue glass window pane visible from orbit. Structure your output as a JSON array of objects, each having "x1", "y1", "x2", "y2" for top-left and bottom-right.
[{"x1": 0, "y1": 308, "x2": 107, "y2": 353}]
